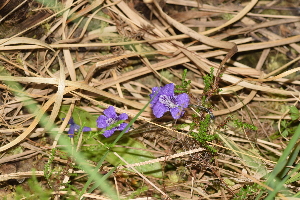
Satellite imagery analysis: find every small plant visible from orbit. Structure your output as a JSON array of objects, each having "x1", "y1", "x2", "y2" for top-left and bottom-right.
[
  {"x1": 150, "y1": 70, "x2": 218, "y2": 153},
  {"x1": 234, "y1": 183, "x2": 263, "y2": 200},
  {"x1": 280, "y1": 106, "x2": 300, "y2": 137},
  {"x1": 125, "y1": 186, "x2": 149, "y2": 200},
  {"x1": 44, "y1": 148, "x2": 56, "y2": 181},
  {"x1": 203, "y1": 67, "x2": 215, "y2": 94},
  {"x1": 175, "y1": 69, "x2": 191, "y2": 94},
  {"x1": 14, "y1": 174, "x2": 52, "y2": 200},
  {"x1": 233, "y1": 119, "x2": 258, "y2": 131},
  {"x1": 189, "y1": 114, "x2": 219, "y2": 153},
  {"x1": 202, "y1": 67, "x2": 223, "y2": 104}
]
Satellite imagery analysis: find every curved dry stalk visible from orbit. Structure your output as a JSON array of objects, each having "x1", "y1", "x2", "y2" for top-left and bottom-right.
[
  {"x1": 0, "y1": 87, "x2": 77, "y2": 153},
  {"x1": 201, "y1": 0, "x2": 258, "y2": 35},
  {"x1": 246, "y1": 67, "x2": 300, "y2": 82},
  {"x1": 0, "y1": 76, "x2": 151, "y2": 111},
  {"x1": 114, "y1": 152, "x2": 170, "y2": 198}
]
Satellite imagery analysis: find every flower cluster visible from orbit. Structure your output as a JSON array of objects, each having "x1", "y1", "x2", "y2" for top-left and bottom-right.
[
  {"x1": 150, "y1": 83, "x2": 189, "y2": 119},
  {"x1": 65, "y1": 107, "x2": 129, "y2": 138},
  {"x1": 65, "y1": 117, "x2": 91, "y2": 138},
  {"x1": 96, "y1": 106, "x2": 129, "y2": 138},
  {"x1": 65, "y1": 83, "x2": 188, "y2": 138}
]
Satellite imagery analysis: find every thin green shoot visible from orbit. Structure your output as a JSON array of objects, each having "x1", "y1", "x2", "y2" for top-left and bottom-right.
[{"x1": 264, "y1": 123, "x2": 300, "y2": 199}]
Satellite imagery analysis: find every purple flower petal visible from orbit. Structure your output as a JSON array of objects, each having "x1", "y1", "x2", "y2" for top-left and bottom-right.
[
  {"x1": 118, "y1": 113, "x2": 128, "y2": 121},
  {"x1": 68, "y1": 125, "x2": 76, "y2": 138},
  {"x1": 82, "y1": 127, "x2": 91, "y2": 132},
  {"x1": 66, "y1": 117, "x2": 80, "y2": 138},
  {"x1": 68, "y1": 118, "x2": 75, "y2": 125},
  {"x1": 176, "y1": 93, "x2": 190, "y2": 108},
  {"x1": 150, "y1": 86, "x2": 161, "y2": 105},
  {"x1": 97, "y1": 115, "x2": 109, "y2": 128},
  {"x1": 159, "y1": 83, "x2": 175, "y2": 96},
  {"x1": 118, "y1": 123, "x2": 129, "y2": 132},
  {"x1": 152, "y1": 102, "x2": 168, "y2": 118},
  {"x1": 103, "y1": 106, "x2": 117, "y2": 119},
  {"x1": 159, "y1": 94, "x2": 177, "y2": 109},
  {"x1": 64, "y1": 117, "x2": 92, "y2": 138},
  {"x1": 170, "y1": 107, "x2": 184, "y2": 119},
  {"x1": 150, "y1": 86, "x2": 160, "y2": 99},
  {"x1": 103, "y1": 129, "x2": 115, "y2": 138}
]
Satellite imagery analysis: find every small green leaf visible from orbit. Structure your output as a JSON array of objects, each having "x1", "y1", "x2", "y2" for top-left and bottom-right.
[
  {"x1": 289, "y1": 106, "x2": 299, "y2": 115},
  {"x1": 280, "y1": 120, "x2": 287, "y2": 128},
  {"x1": 285, "y1": 172, "x2": 300, "y2": 184},
  {"x1": 281, "y1": 129, "x2": 289, "y2": 137},
  {"x1": 289, "y1": 106, "x2": 300, "y2": 121},
  {"x1": 167, "y1": 171, "x2": 179, "y2": 183}
]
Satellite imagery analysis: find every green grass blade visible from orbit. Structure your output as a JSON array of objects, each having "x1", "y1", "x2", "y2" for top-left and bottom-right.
[
  {"x1": 79, "y1": 150, "x2": 110, "y2": 198},
  {"x1": 265, "y1": 162, "x2": 300, "y2": 199},
  {"x1": 265, "y1": 123, "x2": 300, "y2": 199},
  {"x1": 58, "y1": 134, "x2": 119, "y2": 199},
  {"x1": 88, "y1": 166, "x2": 118, "y2": 193},
  {"x1": 279, "y1": 142, "x2": 300, "y2": 179}
]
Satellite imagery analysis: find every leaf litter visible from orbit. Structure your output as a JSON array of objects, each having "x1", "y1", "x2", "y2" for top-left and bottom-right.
[{"x1": 0, "y1": 0, "x2": 300, "y2": 199}]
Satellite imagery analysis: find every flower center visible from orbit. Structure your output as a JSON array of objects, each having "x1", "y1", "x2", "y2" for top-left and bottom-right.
[
  {"x1": 106, "y1": 118, "x2": 118, "y2": 126},
  {"x1": 159, "y1": 95, "x2": 177, "y2": 108}
]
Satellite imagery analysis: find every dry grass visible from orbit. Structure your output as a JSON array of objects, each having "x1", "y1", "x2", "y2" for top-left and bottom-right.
[{"x1": 0, "y1": 0, "x2": 300, "y2": 199}]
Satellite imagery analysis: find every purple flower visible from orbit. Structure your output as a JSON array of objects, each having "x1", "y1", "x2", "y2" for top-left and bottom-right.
[
  {"x1": 65, "y1": 117, "x2": 91, "y2": 138},
  {"x1": 96, "y1": 106, "x2": 129, "y2": 138},
  {"x1": 150, "y1": 83, "x2": 189, "y2": 119}
]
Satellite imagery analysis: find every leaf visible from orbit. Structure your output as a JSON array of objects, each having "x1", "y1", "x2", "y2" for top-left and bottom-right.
[
  {"x1": 289, "y1": 106, "x2": 300, "y2": 121},
  {"x1": 265, "y1": 124, "x2": 300, "y2": 200},
  {"x1": 280, "y1": 120, "x2": 287, "y2": 128},
  {"x1": 285, "y1": 172, "x2": 300, "y2": 184},
  {"x1": 289, "y1": 106, "x2": 299, "y2": 115},
  {"x1": 85, "y1": 137, "x2": 163, "y2": 178},
  {"x1": 281, "y1": 129, "x2": 289, "y2": 137},
  {"x1": 58, "y1": 105, "x2": 98, "y2": 128},
  {"x1": 218, "y1": 133, "x2": 267, "y2": 179}
]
